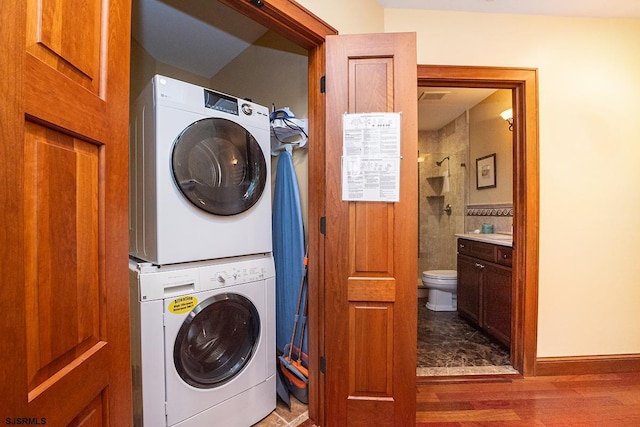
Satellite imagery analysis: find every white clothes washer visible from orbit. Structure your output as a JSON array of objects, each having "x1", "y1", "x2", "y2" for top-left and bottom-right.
[
  {"x1": 129, "y1": 75, "x2": 272, "y2": 265},
  {"x1": 129, "y1": 254, "x2": 276, "y2": 427}
]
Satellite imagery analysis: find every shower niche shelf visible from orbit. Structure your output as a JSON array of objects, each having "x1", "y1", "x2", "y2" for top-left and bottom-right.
[{"x1": 424, "y1": 174, "x2": 449, "y2": 197}]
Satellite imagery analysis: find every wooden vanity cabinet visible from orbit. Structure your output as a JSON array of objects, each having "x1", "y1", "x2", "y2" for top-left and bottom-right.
[
  {"x1": 457, "y1": 254, "x2": 482, "y2": 325},
  {"x1": 482, "y1": 263, "x2": 512, "y2": 346},
  {"x1": 456, "y1": 238, "x2": 513, "y2": 347}
]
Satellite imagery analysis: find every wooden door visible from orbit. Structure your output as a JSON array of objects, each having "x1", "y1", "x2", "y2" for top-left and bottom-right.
[
  {"x1": 1, "y1": 0, "x2": 132, "y2": 425},
  {"x1": 324, "y1": 33, "x2": 418, "y2": 426}
]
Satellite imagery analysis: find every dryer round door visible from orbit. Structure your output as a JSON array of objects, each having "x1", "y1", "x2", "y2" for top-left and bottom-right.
[
  {"x1": 173, "y1": 293, "x2": 260, "y2": 389},
  {"x1": 171, "y1": 117, "x2": 267, "y2": 216}
]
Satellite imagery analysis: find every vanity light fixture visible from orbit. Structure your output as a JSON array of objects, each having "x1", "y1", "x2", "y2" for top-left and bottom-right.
[{"x1": 500, "y1": 108, "x2": 513, "y2": 131}]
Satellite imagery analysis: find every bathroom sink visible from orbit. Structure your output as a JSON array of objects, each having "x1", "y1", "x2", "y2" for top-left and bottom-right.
[{"x1": 456, "y1": 233, "x2": 513, "y2": 246}]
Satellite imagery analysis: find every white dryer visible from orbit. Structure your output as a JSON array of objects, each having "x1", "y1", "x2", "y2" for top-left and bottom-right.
[
  {"x1": 129, "y1": 75, "x2": 272, "y2": 265},
  {"x1": 129, "y1": 254, "x2": 276, "y2": 427}
]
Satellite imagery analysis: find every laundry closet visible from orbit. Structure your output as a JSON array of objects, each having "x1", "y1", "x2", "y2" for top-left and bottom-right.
[{"x1": 128, "y1": 1, "x2": 310, "y2": 425}]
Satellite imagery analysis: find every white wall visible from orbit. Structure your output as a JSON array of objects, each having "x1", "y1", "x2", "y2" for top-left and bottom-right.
[
  {"x1": 296, "y1": 0, "x2": 384, "y2": 34},
  {"x1": 129, "y1": 38, "x2": 210, "y2": 101},
  {"x1": 384, "y1": 9, "x2": 640, "y2": 358},
  {"x1": 468, "y1": 90, "x2": 513, "y2": 206}
]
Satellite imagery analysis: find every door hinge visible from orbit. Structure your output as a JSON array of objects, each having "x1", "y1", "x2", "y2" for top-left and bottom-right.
[
  {"x1": 320, "y1": 216, "x2": 326, "y2": 235},
  {"x1": 320, "y1": 75, "x2": 326, "y2": 93},
  {"x1": 320, "y1": 356, "x2": 326, "y2": 374}
]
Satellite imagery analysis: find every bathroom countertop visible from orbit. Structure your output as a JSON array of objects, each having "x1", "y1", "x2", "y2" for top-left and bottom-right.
[{"x1": 455, "y1": 233, "x2": 513, "y2": 247}]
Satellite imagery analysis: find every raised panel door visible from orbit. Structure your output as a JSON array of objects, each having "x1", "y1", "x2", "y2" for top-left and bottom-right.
[
  {"x1": 1, "y1": 0, "x2": 132, "y2": 424},
  {"x1": 324, "y1": 32, "x2": 417, "y2": 426}
]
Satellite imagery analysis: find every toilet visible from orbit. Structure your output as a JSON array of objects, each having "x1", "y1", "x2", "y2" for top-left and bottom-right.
[{"x1": 422, "y1": 270, "x2": 457, "y2": 312}]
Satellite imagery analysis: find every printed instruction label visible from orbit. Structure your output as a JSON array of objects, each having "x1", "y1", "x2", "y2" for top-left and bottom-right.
[
  {"x1": 341, "y1": 112, "x2": 401, "y2": 202},
  {"x1": 168, "y1": 296, "x2": 198, "y2": 314}
]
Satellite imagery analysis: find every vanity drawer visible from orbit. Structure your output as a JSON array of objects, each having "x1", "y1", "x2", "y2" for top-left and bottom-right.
[
  {"x1": 458, "y1": 239, "x2": 495, "y2": 263},
  {"x1": 496, "y1": 246, "x2": 513, "y2": 267}
]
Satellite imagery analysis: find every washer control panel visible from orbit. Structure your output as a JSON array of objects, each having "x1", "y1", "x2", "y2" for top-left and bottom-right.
[
  {"x1": 212, "y1": 265, "x2": 265, "y2": 287},
  {"x1": 198, "y1": 256, "x2": 275, "y2": 291}
]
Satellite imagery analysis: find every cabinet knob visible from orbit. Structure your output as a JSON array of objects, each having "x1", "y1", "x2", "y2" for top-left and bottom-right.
[{"x1": 475, "y1": 262, "x2": 485, "y2": 269}]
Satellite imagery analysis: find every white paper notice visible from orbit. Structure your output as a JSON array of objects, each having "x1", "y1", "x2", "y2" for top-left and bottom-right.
[{"x1": 341, "y1": 113, "x2": 401, "y2": 202}]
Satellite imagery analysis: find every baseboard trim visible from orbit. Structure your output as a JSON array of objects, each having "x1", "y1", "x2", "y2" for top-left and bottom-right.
[{"x1": 535, "y1": 354, "x2": 640, "y2": 376}]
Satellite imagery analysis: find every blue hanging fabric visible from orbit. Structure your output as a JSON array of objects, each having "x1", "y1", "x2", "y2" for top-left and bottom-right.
[{"x1": 272, "y1": 149, "x2": 306, "y2": 354}]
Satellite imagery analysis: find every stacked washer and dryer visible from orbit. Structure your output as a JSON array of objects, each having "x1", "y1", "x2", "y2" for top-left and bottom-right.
[{"x1": 128, "y1": 75, "x2": 276, "y2": 426}]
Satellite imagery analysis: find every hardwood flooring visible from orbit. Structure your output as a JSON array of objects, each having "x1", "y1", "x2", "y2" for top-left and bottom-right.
[
  {"x1": 261, "y1": 299, "x2": 640, "y2": 425},
  {"x1": 417, "y1": 372, "x2": 640, "y2": 425},
  {"x1": 263, "y1": 372, "x2": 640, "y2": 426}
]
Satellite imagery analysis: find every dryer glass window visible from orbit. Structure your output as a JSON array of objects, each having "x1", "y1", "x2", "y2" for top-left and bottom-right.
[
  {"x1": 174, "y1": 294, "x2": 260, "y2": 389},
  {"x1": 171, "y1": 118, "x2": 267, "y2": 216}
]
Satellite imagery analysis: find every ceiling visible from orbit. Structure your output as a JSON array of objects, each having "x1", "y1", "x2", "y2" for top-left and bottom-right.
[
  {"x1": 132, "y1": 0, "x2": 640, "y2": 131},
  {"x1": 375, "y1": 0, "x2": 640, "y2": 19},
  {"x1": 417, "y1": 88, "x2": 498, "y2": 131}
]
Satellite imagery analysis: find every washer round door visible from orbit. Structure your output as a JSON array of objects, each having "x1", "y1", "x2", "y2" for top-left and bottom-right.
[
  {"x1": 174, "y1": 293, "x2": 260, "y2": 389},
  {"x1": 171, "y1": 117, "x2": 267, "y2": 216}
]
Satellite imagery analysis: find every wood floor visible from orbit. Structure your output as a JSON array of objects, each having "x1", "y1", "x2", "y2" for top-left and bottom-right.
[
  {"x1": 416, "y1": 372, "x2": 640, "y2": 425},
  {"x1": 295, "y1": 372, "x2": 640, "y2": 425}
]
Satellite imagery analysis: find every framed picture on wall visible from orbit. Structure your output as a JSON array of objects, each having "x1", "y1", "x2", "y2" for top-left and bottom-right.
[{"x1": 476, "y1": 153, "x2": 496, "y2": 189}]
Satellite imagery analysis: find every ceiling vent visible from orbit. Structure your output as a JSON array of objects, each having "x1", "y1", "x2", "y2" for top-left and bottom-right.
[{"x1": 418, "y1": 91, "x2": 450, "y2": 101}]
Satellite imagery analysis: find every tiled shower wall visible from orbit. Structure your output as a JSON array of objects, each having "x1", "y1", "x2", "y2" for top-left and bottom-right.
[
  {"x1": 418, "y1": 114, "x2": 514, "y2": 284},
  {"x1": 418, "y1": 114, "x2": 467, "y2": 277}
]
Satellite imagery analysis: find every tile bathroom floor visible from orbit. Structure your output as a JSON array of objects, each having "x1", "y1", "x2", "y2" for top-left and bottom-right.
[{"x1": 416, "y1": 297, "x2": 517, "y2": 376}]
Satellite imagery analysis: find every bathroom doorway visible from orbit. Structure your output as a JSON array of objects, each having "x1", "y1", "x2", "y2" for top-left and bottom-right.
[
  {"x1": 416, "y1": 65, "x2": 540, "y2": 378},
  {"x1": 416, "y1": 86, "x2": 516, "y2": 376}
]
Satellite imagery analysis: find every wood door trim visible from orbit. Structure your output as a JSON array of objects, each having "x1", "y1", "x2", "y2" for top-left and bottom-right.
[
  {"x1": 213, "y1": 3, "x2": 336, "y2": 424},
  {"x1": 418, "y1": 65, "x2": 540, "y2": 376},
  {"x1": 217, "y1": 0, "x2": 337, "y2": 48}
]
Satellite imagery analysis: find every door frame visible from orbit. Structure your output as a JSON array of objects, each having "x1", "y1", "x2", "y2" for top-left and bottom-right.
[
  {"x1": 417, "y1": 65, "x2": 539, "y2": 376},
  {"x1": 216, "y1": 3, "x2": 336, "y2": 424}
]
